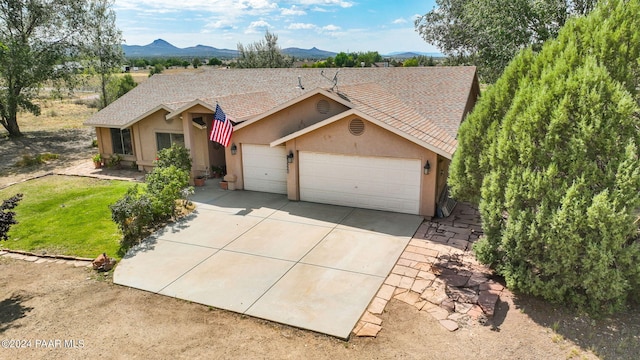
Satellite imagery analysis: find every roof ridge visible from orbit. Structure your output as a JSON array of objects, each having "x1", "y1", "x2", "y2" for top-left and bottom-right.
[{"x1": 84, "y1": 67, "x2": 477, "y2": 158}]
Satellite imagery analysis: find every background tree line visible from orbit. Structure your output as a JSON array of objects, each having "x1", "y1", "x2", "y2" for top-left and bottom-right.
[
  {"x1": 129, "y1": 57, "x2": 218, "y2": 69},
  {"x1": 415, "y1": 0, "x2": 598, "y2": 82}
]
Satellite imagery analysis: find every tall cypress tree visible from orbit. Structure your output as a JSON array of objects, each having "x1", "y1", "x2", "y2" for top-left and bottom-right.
[{"x1": 450, "y1": 0, "x2": 640, "y2": 314}]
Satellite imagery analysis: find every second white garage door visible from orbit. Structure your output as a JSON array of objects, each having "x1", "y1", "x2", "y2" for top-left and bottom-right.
[
  {"x1": 242, "y1": 144, "x2": 287, "y2": 194},
  {"x1": 299, "y1": 152, "x2": 421, "y2": 214}
]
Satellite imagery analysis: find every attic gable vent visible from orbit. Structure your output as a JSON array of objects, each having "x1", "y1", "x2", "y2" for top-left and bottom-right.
[
  {"x1": 316, "y1": 99, "x2": 330, "y2": 114},
  {"x1": 349, "y1": 118, "x2": 365, "y2": 136}
]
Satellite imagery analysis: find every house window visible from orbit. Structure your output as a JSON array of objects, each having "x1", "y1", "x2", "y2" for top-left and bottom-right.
[
  {"x1": 110, "y1": 128, "x2": 133, "y2": 155},
  {"x1": 156, "y1": 132, "x2": 185, "y2": 151}
]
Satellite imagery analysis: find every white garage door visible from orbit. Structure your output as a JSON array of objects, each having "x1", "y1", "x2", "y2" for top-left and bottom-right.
[
  {"x1": 242, "y1": 144, "x2": 287, "y2": 194},
  {"x1": 299, "y1": 152, "x2": 421, "y2": 214}
]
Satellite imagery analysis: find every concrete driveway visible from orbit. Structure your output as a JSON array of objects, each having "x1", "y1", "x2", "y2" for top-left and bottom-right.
[{"x1": 114, "y1": 184, "x2": 423, "y2": 339}]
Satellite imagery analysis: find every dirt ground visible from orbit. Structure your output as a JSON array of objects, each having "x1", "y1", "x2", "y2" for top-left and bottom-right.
[
  {"x1": 0, "y1": 128, "x2": 94, "y2": 187},
  {"x1": 2, "y1": 255, "x2": 638, "y2": 359},
  {"x1": 1, "y1": 95, "x2": 639, "y2": 359},
  {"x1": 0, "y1": 98, "x2": 96, "y2": 189},
  {"x1": 0, "y1": 257, "x2": 603, "y2": 359}
]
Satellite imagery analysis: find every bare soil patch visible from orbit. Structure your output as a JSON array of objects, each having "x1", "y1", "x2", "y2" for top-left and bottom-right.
[
  {"x1": 0, "y1": 99, "x2": 97, "y2": 188},
  {"x1": 3, "y1": 255, "x2": 638, "y2": 359},
  {"x1": 0, "y1": 129, "x2": 94, "y2": 175}
]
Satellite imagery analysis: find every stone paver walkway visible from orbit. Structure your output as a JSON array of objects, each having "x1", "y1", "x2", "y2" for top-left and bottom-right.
[{"x1": 354, "y1": 202, "x2": 510, "y2": 336}]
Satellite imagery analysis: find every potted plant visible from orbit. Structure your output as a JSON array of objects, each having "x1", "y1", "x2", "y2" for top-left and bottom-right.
[
  {"x1": 210, "y1": 165, "x2": 224, "y2": 178},
  {"x1": 92, "y1": 154, "x2": 102, "y2": 169},
  {"x1": 194, "y1": 175, "x2": 206, "y2": 187}
]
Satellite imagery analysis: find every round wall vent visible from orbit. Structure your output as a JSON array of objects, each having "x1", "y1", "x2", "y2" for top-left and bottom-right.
[
  {"x1": 349, "y1": 118, "x2": 365, "y2": 136},
  {"x1": 316, "y1": 99, "x2": 330, "y2": 114}
]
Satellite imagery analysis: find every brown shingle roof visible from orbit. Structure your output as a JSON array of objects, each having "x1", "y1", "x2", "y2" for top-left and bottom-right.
[{"x1": 84, "y1": 67, "x2": 478, "y2": 157}]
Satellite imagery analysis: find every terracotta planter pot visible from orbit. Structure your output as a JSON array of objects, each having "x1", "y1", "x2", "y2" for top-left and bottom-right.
[
  {"x1": 93, "y1": 161, "x2": 102, "y2": 169},
  {"x1": 194, "y1": 177, "x2": 206, "y2": 187},
  {"x1": 220, "y1": 181, "x2": 228, "y2": 190}
]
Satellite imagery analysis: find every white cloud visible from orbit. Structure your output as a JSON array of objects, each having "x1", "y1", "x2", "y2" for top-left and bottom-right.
[
  {"x1": 288, "y1": 23, "x2": 316, "y2": 30},
  {"x1": 298, "y1": 0, "x2": 354, "y2": 8},
  {"x1": 243, "y1": 0, "x2": 278, "y2": 11},
  {"x1": 245, "y1": 20, "x2": 271, "y2": 33},
  {"x1": 115, "y1": 0, "x2": 276, "y2": 16},
  {"x1": 281, "y1": 6, "x2": 306, "y2": 16},
  {"x1": 113, "y1": 1, "x2": 141, "y2": 11},
  {"x1": 392, "y1": 18, "x2": 407, "y2": 24},
  {"x1": 116, "y1": 0, "x2": 224, "y2": 12},
  {"x1": 204, "y1": 19, "x2": 237, "y2": 31},
  {"x1": 321, "y1": 24, "x2": 341, "y2": 32}
]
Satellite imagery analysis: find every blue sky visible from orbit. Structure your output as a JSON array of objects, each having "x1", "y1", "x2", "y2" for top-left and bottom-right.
[{"x1": 113, "y1": 0, "x2": 439, "y2": 54}]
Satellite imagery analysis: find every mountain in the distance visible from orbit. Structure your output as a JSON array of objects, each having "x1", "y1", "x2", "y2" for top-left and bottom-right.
[
  {"x1": 122, "y1": 39, "x2": 335, "y2": 59},
  {"x1": 122, "y1": 39, "x2": 236, "y2": 58},
  {"x1": 122, "y1": 39, "x2": 440, "y2": 60},
  {"x1": 385, "y1": 51, "x2": 444, "y2": 58},
  {"x1": 181, "y1": 44, "x2": 238, "y2": 58},
  {"x1": 122, "y1": 39, "x2": 182, "y2": 57},
  {"x1": 282, "y1": 47, "x2": 336, "y2": 59}
]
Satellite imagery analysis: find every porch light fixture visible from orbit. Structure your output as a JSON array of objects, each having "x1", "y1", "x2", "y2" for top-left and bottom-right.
[
  {"x1": 287, "y1": 151, "x2": 294, "y2": 164},
  {"x1": 424, "y1": 160, "x2": 431, "y2": 175},
  {"x1": 230, "y1": 143, "x2": 237, "y2": 155}
]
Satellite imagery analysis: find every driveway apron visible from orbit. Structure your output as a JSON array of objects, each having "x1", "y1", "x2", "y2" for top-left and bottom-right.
[{"x1": 114, "y1": 185, "x2": 423, "y2": 339}]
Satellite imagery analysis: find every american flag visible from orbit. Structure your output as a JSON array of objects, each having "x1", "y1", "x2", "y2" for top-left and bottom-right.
[{"x1": 209, "y1": 104, "x2": 233, "y2": 147}]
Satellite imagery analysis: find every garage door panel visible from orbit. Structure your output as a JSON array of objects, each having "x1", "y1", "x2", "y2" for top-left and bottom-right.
[
  {"x1": 299, "y1": 152, "x2": 420, "y2": 214},
  {"x1": 242, "y1": 144, "x2": 287, "y2": 194}
]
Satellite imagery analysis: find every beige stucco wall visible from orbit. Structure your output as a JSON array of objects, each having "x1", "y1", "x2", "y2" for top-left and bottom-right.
[
  {"x1": 96, "y1": 127, "x2": 111, "y2": 154},
  {"x1": 227, "y1": 95, "x2": 441, "y2": 217},
  {"x1": 233, "y1": 94, "x2": 349, "y2": 143},
  {"x1": 95, "y1": 106, "x2": 219, "y2": 180},
  {"x1": 227, "y1": 94, "x2": 350, "y2": 190},
  {"x1": 284, "y1": 115, "x2": 439, "y2": 217},
  {"x1": 186, "y1": 111, "x2": 212, "y2": 178},
  {"x1": 95, "y1": 109, "x2": 186, "y2": 171},
  {"x1": 134, "y1": 109, "x2": 180, "y2": 170}
]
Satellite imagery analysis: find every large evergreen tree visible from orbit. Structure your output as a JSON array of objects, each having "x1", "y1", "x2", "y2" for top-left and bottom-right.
[{"x1": 449, "y1": 0, "x2": 640, "y2": 314}]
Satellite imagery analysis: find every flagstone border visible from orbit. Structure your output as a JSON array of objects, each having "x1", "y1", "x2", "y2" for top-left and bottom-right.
[{"x1": 353, "y1": 203, "x2": 510, "y2": 337}]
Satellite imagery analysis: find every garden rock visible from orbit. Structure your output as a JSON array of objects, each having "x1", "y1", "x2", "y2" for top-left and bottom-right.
[{"x1": 92, "y1": 252, "x2": 116, "y2": 271}]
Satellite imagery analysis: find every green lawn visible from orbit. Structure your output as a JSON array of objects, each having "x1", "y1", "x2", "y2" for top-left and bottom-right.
[{"x1": 0, "y1": 175, "x2": 135, "y2": 259}]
